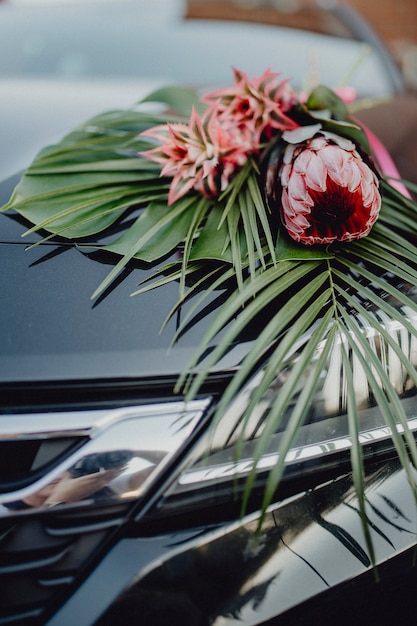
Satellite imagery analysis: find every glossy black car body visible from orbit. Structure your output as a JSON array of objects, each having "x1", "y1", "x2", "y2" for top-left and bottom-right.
[{"x1": 1, "y1": 1, "x2": 417, "y2": 625}]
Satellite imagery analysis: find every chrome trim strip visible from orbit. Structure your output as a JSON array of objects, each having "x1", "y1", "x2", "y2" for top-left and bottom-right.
[
  {"x1": 0, "y1": 400, "x2": 207, "y2": 439},
  {"x1": 178, "y1": 415, "x2": 417, "y2": 485}
]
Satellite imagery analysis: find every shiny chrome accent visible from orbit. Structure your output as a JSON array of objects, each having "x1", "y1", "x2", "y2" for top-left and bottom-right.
[
  {"x1": 179, "y1": 414, "x2": 417, "y2": 485},
  {"x1": 0, "y1": 399, "x2": 209, "y2": 514}
]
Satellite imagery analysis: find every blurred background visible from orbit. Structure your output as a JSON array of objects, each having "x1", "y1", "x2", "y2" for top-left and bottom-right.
[
  {"x1": 188, "y1": 0, "x2": 417, "y2": 90},
  {"x1": 1, "y1": 0, "x2": 415, "y2": 181},
  {"x1": 346, "y1": 0, "x2": 417, "y2": 88},
  {"x1": 346, "y1": 0, "x2": 417, "y2": 90}
]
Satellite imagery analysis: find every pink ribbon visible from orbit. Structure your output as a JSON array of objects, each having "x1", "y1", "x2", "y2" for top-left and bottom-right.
[{"x1": 361, "y1": 123, "x2": 411, "y2": 199}]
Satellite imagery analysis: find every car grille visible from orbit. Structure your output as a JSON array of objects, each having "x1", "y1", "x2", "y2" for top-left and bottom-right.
[
  {"x1": 0, "y1": 504, "x2": 129, "y2": 625},
  {"x1": 0, "y1": 399, "x2": 208, "y2": 624}
]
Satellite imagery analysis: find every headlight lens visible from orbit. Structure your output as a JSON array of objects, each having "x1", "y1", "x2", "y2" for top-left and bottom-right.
[{"x1": 162, "y1": 306, "x2": 417, "y2": 511}]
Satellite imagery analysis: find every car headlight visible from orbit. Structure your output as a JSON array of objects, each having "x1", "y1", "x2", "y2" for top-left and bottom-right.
[{"x1": 156, "y1": 305, "x2": 417, "y2": 521}]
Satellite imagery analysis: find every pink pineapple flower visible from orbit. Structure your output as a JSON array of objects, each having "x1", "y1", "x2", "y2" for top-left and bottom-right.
[
  {"x1": 278, "y1": 125, "x2": 381, "y2": 245},
  {"x1": 141, "y1": 107, "x2": 250, "y2": 205},
  {"x1": 202, "y1": 67, "x2": 299, "y2": 146}
]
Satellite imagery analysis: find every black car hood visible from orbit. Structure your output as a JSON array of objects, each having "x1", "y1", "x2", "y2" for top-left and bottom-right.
[{"x1": 0, "y1": 175, "x2": 247, "y2": 385}]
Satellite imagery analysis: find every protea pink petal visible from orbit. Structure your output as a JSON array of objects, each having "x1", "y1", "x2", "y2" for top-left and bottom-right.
[
  {"x1": 189, "y1": 107, "x2": 208, "y2": 147},
  {"x1": 140, "y1": 124, "x2": 171, "y2": 143},
  {"x1": 160, "y1": 161, "x2": 181, "y2": 178},
  {"x1": 281, "y1": 191, "x2": 311, "y2": 239},
  {"x1": 295, "y1": 151, "x2": 327, "y2": 192},
  {"x1": 344, "y1": 159, "x2": 362, "y2": 192},
  {"x1": 318, "y1": 144, "x2": 349, "y2": 183},
  {"x1": 287, "y1": 171, "x2": 314, "y2": 204},
  {"x1": 278, "y1": 134, "x2": 381, "y2": 244},
  {"x1": 279, "y1": 162, "x2": 292, "y2": 187},
  {"x1": 140, "y1": 145, "x2": 169, "y2": 166},
  {"x1": 286, "y1": 195, "x2": 314, "y2": 216},
  {"x1": 140, "y1": 99, "x2": 253, "y2": 205}
]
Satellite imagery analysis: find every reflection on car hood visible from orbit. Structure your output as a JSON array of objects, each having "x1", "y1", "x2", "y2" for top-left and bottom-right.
[{"x1": 0, "y1": 175, "x2": 251, "y2": 385}]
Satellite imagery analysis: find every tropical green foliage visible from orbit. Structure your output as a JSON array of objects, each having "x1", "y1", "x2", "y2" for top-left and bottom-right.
[{"x1": 3, "y1": 86, "x2": 417, "y2": 562}]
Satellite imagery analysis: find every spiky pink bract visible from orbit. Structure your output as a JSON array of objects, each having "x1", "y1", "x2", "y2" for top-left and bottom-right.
[
  {"x1": 202, "y1": 67, "x2": 299, "y2": 145},
  {"x1": 141, "y1": 107, "x2": 250, "y2": 205}
]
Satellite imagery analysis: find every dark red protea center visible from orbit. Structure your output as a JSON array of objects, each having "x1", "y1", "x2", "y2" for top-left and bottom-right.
[
  {"x1": 307, "y1": 176, "x2": 364, "y2": 241},
  {"x1": 310, "y1": 177, "x2": 356, "y2": 224}
]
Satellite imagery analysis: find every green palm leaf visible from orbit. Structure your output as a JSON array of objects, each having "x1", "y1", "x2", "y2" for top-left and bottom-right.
[
  {"x1": 176, "y1": 261, "x2": 322, "y2": 395},
  {"x1": 341, "y1": 335, "x2": 376, "y2": 568},
  {"x1": 340, "y1": 309, "x2": 417, "y2": 493},
  {"x1": 256, "y1": 315, "x2": 337, "y2": 525},
  {"x1": 180, "y1": 236, "x2": 417, "y2": 549}
]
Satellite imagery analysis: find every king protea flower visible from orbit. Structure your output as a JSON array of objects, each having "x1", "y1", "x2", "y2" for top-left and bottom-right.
[
  {"x1": 278, "y1": 126, "x2": 381, "y2": 244},
  {"x1": 201, "y1": 67, "x2": 299, "y2": 146},
  {"x1": 141, "y1": 107, "x2": 250, "y2": 205}
]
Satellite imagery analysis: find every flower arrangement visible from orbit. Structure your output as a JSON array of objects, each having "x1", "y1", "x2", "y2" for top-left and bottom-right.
[
  {"x1": 3, "y1": 67, "x2": 417, "y2": 551},
  {"x1": 140, "y1": 68, "x2": 381, "y2": 245}
]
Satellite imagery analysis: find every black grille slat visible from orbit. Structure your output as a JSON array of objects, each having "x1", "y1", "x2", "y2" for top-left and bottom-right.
[
  {"x1": 0, "y1": 546, "x2": 72, "y2": 574},
  {"x1": 45, "y1": 505, "x2": 128, "y2": 536},
  {"x1": 0, "y1": 507, "x2": 128, "y2": 624},
  {"x1": 0, "y1": 525, "x2": 16, "y2": 546},
  {"x1": 0, "y1": 606, "x2": 43, "y2": 625}
]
